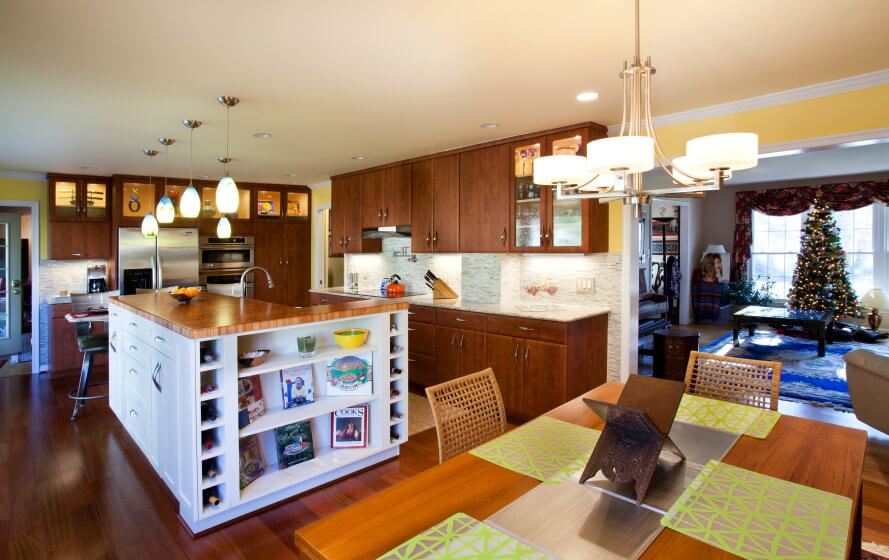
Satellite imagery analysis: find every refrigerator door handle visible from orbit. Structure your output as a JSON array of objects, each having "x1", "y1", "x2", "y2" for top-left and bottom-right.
[{"x1": 156, "y1": 253, "x2": 163, "y2": 287}]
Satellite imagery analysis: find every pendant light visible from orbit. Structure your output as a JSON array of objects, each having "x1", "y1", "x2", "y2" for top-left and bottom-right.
[
  {"x1": 156, "y1": 138, "x2": 176, "y2": 223},
  {"x1": 180, "y1": 119, "x2": 202, "y2": 218},
  {"x1": 215, "y1": 96, "x2": 240, "y2": 214},
  {"x1": 140, "y1": 149, "x2": 160, "y2": 238},
  {"x1": 216, "y1": 215, "x2": 232, "y2": 238}
]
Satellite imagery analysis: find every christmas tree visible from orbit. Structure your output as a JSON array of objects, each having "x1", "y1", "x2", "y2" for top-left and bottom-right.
[{"x1": 787, "y1": 196, "x2": 861, "y2": 317}]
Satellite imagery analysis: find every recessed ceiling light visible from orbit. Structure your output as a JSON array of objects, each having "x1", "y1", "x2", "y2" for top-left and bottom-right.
[
  {"x1": 285, "y1": 172, "x2": 297, "y2": 177},
  {"x1": 480, "y1": 123, "x2": 499, "y2": 129},
  {"x1": 352, "y1": 156, "x2": 365, "y2": 160},
  {"x1": 253, "y1": 132, "x2": 271, "y2": 139},
  {"x1": 80, "y1": 166, "x2": 92, "y2": 170},
  {"x1": 199, "y1": 174, "x2": 209, "y2": 179},
  {"x1": 576, "y1": 91, "x2": 599, "y2": 102}
]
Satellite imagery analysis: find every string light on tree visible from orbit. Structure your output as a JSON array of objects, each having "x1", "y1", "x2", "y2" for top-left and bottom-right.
[{"x1": 787, "y1": 194, "x2": 861, "y2": 318}]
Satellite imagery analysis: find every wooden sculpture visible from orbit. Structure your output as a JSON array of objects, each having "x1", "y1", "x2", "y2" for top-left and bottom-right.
[{"x1": 579, "y1": 375, "x2": 685, "y2": 504}]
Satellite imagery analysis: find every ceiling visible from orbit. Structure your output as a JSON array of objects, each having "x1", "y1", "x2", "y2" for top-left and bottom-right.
[{"x1": 1, "y1": 1, "x2": 888, "y2": 184}]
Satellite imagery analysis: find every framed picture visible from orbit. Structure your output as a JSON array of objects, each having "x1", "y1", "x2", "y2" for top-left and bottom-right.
[
  {"x1": 275, "y1": 421, "x2": 315, "y2": 468},
  {"x1": 237, "y1": 375, "x2": 266, "y2": 429},
  {"x1": 326, "y1": 355, "x2": 373, "y2": 396},
  {"x1": 239, "y1": 435, "x2": 265, "y2": 489},
  {"x1": 281, "y1": 365, "x2": 315, "y2": 408},
  {"x1": 331, "y1": 406, "x2": 368, "y2": 448}
]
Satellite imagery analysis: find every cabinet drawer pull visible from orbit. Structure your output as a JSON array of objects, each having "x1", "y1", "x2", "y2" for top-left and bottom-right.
[
  {"x1": 454, "y1": 317, "x2": 467, "y2": 322},
  {"x1": 408, "y1": 328, "x2": 416, "y2": 332},
  {"x1": 111, "y1": 312, "x2": 119, "y2": 317},
  {"x1": 408, "y1": 358, "x2": 416, "y2": 363},
  {"x1": 129, "y1": 409, "x2": 138, "y2": 417},
  {"x1": 407, "y1": 311, "x2": 416, "y2": 315},
  {"x1": 71, "y1": 252, "x2": 82, "y2": 257},
  {"x1": 129, "y1": 322, "x2": 138, "y2": 328},
  {"x1": 128, "y1": 368, "x2": 137, "y2": 376},
  {"x1": 320, "y1": 298, "x2": 328, "y2": 303},
  {"x1": 129, "y1": 345, "x2": 139, "y2": 351},
  {"x1": 154, "y1": 335, "x2": 166, "y2": 343},
  {"x1": 517, "y1": 326, "x2": 534, "y2": 332}
]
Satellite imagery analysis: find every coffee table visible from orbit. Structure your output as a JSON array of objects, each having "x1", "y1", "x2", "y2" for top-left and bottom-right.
[{"x1": 732, "y1": 305, "x2": 833, "y2": 357}]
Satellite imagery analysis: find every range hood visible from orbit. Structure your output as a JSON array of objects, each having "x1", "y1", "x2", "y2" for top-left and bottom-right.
[{"x1": 362, "y1": 226, "x2": 411, "y2": 239}]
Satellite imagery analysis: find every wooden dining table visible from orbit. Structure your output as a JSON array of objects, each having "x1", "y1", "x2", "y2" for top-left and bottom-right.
[{"x1": 293, "y1": 381, "x2": 868, "y2": 560}]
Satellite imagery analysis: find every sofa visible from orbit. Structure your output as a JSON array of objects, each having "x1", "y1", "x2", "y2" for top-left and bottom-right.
[{"x1": 844, "y1": 349, "x2": 889, "y2": 433}]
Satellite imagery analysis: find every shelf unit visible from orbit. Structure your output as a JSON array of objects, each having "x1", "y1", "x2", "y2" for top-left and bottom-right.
[
  {"x1": 388, "y1": 310, "x2": 408, "y2": 444},
  {"x1": 239, "y1": 394, "x2": 380, "y2": 438},
  {"x1": 237, "y1": 344, "x2": 378, "y2": 378},
  {"x1": 197, "y1": 337, "x2": 227, "y2": 517}
]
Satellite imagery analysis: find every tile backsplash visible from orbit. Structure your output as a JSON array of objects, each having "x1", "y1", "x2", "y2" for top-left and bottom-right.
[{"x1": 344, "y1": 238, "x2": 623, "y2": 380}]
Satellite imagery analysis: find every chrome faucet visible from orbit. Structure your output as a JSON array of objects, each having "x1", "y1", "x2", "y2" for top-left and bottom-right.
[{"x1": 240, "y1": 266, "x2": 274, "y2": 298}]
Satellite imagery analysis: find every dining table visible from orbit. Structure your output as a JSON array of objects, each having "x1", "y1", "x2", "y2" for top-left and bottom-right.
[{"x1": 293, "y1": 381, "x2": 867, "y2": 560}]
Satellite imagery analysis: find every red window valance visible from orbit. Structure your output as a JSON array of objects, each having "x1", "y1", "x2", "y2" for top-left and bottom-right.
[{"x1": 732, "y1": 180, "x2": 889, "y2": 280}]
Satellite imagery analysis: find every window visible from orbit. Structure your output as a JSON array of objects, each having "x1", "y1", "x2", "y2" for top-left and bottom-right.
[{"x1": 750, "y1": 203, "x2": 888, "y2": 301}]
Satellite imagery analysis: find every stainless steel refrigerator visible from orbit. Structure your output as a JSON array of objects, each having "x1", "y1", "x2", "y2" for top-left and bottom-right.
[{"x1": 118, "y1": 227, "x2": 199, "y2": 295}]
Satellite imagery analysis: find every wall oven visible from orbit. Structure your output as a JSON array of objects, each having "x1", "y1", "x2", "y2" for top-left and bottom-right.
[
  {"x1": 199, "y1": 236, "x2": 254, "y2": 272},
  {"x1": 200, "y1": 271, "x2": 254, "y2": 298}
]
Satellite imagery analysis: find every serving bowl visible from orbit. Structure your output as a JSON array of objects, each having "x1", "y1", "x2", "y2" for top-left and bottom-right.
[
  {"x1": 333, "y1": 328, "x2": 369, "y2": 349},
  {"x1": 169, "y1": 286, "x2": 201, "y2": 303},
  {"x1": 238, "y1": 349, "x2": 271, "y2": 368}
]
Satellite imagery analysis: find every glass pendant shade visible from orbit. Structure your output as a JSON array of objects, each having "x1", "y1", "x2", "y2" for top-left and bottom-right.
[
  {"x1": 685, "y1": 132, "x2": 758, "y2": 171},
  {"x1": 141, "y1": 212, "x2": 159, "y2": 238},
  {"x1": 579, "y1": 172, "x2": 624, "y2": 193},
  {"x1": 216, "y1": 215, "x2": 232, "y2": 238},
  {"x1": 216, "y1": 175, "x2": 239, "y2": 213},
  {"x1": 156, "y1": 194, "x2": 175, "y2": 223},
  {"x1": 180, "y1": 183, "x2": 201, "y2": 218},
  {"x1": 586, "y1": 136, "x2": 655, "y2": 174},
  {"x1": 533, "y1": 155, "x2": 592, "y2": 186}
]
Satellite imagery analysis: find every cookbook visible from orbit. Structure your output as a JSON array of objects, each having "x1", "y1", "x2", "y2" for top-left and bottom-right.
[
  {"x1": 331, "y1": 406, "x2": 368, "y2": 448},
  {"x1": 237, "y1": 375, "x2": 266, "y2": 429},
  {"x1": 238, "y1": 435, "x2": 265, "y2": 489},
  {"x1": 274, "y1": 421, "x2": 315, "y2": 468},
  {"x1": 280, "y1": 365, "x2": 315, "y2": 408}
]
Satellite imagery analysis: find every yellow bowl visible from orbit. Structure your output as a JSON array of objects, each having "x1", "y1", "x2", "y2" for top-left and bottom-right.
[{"x1": 333, "y1": 328, "x2": 369, "y2": 349}]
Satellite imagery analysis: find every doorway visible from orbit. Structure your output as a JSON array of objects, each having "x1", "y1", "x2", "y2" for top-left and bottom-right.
[
  {"x1": 315, "y1": 207, "x2": 343, "y2": 289},
  {"x1": 0, "y1": 203, "x2": 37, "y2": 376}
]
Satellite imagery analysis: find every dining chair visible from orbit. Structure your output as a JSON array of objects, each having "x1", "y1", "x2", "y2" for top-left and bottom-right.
[
  {"x1": 684, "y1": 351, "x2": 782, "y2": 410},
  {"x1": 425, "y1": 368, "x2": 507, "y2": 463}
]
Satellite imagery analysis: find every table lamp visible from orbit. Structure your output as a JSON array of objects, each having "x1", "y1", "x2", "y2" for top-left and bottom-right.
[
  {"x1": 861, "y1": 288, "x2": 889, "y2": 331},
  {"x1": 701, "y1": 244, "x2": 727, "y2": 261}
]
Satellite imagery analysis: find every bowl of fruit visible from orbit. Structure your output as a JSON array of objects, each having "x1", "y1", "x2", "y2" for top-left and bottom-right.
[{"x1": 169, "y1": 286, "x2": 202, "y2": 303}]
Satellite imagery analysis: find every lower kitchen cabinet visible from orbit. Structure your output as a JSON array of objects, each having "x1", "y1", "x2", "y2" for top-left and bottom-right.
[
  {"x1": 409, "y1": 304, "x2": 607, "y2": 420},
  {"x1": 308, "y1": 292, "x2": 366, "y2": 306},
  {"x1": 50, "y1": 302, "x2": 106, "y2": 377}
]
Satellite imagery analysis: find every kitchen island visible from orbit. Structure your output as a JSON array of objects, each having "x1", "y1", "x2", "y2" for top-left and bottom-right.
[{"x1": 108, "y1": 292, "x2": 409, "y2": 534}]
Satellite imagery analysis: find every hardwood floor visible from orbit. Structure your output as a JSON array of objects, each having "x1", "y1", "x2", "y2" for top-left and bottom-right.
[{"x1": 1, "y1": 369, "x2": 888, "y2": 559}]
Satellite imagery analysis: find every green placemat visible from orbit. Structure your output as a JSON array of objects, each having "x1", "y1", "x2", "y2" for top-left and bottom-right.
[
  {"x1": 675, "y1": 394, "x2": 781, "y2": 439},
  {"x1": 377, "y1": 513, "x2": 551, "y2": 559},
  {"x1": 662, "y1": 460, "x2": 852, "y2": 560},
  {"x1": 470, "y1": 416, "x2": 600, "y2": 484}
]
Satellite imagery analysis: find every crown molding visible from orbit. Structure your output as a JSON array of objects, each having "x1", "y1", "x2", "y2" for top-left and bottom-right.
[
  {"x1": 0, "y1": 171, "x2": 46, "y2": 181},
  {"x1": 307, "y1": 180, "x2": 331, "y2": 190},
  {"x1": 759, "y1": 127, "x2": 889, "y2": 156},
  {"x1": 607, "y1": 69, "x2": 889, "y2": 136}
]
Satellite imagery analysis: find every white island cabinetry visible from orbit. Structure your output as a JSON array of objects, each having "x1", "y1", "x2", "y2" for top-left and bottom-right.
[{"x1": 108, "y1": 293, "x2": 409, "y2": 534}]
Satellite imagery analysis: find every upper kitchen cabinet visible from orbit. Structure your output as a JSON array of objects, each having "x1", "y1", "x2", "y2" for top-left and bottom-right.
[
  {"x1": 459, "y1": 144, "x2": 510, "y2": 252},
  {"x1": 255, "y1": 185, "x2": 311, "y2": 222},
  {"x1": 330, "y1": 175, "x2": 381, "y2": 255},
  {"x1": 361, "y1": 165, "x2": 411, "y2": 228},
  {"x1": 48, "y1": 174, "x2": 110, "y2": 222},
  {"x1": 509, "y1": 137, "x2": 546, "y2": 253},
  {"x1": 411, "y1": 155, "x2": 459, "y2": 253},
  {"x1": 113, "y1": 175, "x2": 158, "y2": 226}
]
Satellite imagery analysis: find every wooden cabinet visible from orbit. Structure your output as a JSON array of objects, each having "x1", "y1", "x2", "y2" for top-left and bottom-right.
[
  {"x1": 49, "y1": 220, "x2": 110, "y2": 260},
  {"x1": 112, "y1": 175, "x2": 158, "y2": 226},
  {"x1": 407, "y1": 304, "x2": 437, "y2": 388},
  {"x1": 50, "y1": 303, "x2": 106, "y2": 377},
  {"x1": 361, "y1": 166, "x2": 411, "y2": 228},
  {"x1": 407, "y1": 321, "x2": 435, "y2": 355},
  {"x1": 433, "y1": 325, "x2": 486, "y2": 383},
  {"x1": 330, "y1": 176, "x2": 381, "y2": 255},
  {"x1": 459, "y1": 145, "x2": 510, "y2": 252},
  {"x1": 284, "y1": 223, "x2": 311, "y2": 307},
  {"x1": 48, "y1": 174, "x2": 110, "y2": 222},
  {"x1": 411, "y1": 155, "x2": 460, "y2": 253},
  {"x1": 309, "y1": 292, "x2": 366, "y2": 306},
  {"x1": 255, "y1": 185, "x2": 310, "y2": 222},
  {"x1": 253, "y1": 222, "x2": 310, "y2": 306},
  {"x1": 522, "y1": 339, "x2": 567, "y2": 417},
  {"x1": 485, "y1": 334, "x2": 523, "y2": 414}
]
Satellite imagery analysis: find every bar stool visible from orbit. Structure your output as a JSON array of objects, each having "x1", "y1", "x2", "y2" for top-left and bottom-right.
[{"x1": 69, "y1": 323, "x2": 109, "y2": 420}]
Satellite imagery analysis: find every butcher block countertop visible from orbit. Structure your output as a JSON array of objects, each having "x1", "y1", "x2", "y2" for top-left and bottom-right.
[{"x1": 110, "y1": 292, "x2": 408, "y2": 339}]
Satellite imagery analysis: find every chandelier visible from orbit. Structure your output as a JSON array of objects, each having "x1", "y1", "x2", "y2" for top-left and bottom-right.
[{"x1": 534, "y1": 0, "x2": 759, "y2": 207}]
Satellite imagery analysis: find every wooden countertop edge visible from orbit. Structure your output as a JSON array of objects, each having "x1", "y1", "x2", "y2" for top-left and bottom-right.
[{"x1": 109, "y1": 294, "x2": 409, "y2": 339}]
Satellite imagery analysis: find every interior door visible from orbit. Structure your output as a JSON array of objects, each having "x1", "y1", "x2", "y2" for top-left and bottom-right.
[{"x1": 0, "y1": 213, "x2": 22, "y2": 355}]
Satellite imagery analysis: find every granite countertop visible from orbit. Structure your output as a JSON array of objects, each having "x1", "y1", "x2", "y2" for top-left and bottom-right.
[
  {"x1": 310, "y1": 287, "x2": 609, "y2": 323},
  {"x1": 111, "y1": 292, "x2": 408, "y2": 339}
]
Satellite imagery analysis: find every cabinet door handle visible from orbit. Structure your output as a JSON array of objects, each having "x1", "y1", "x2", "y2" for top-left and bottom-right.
[
  {"x1": 543, "y1": 228, "x2": 550, "y2": 244},
  {"x1": 71, "y1": 252, "x2": 82, "y2": 257},
  {"x1": 152, "y1": 362, "x2": 162, "y2": 392},
  {"x1": 513, "y1": 344, "x2": 519, "y2": 359},
  {"x1": 110, "y1": 332, "x2": 117, "y2": 353},
  {"x1": 425, "y1": 233, "x2": 431, "y2": 247},
  {"x1": 384, "y1": 208, "x2": 389, "y2": 220},
  {"x1": 285, "y1": 258, "x2": 289, "y2": 265},
  {"x1": 378, "y1": 209, "x2": 383, "y2": 220},
  {"x1": 450, "y1": 333, "x2": 456, "y2": 346},
  {"x1": 320, "y1": 298, "x2": 328, "y2": 303},
  {"x1": 525, "y1": 346, "x2": 530, "y2": 361},
  {"x1": 408, "y1": 358, "x2": 416, "y2": 363},
  {"x1": 111, "y1": 312, "x2": 119, "y2": 317},
  {"x1": 454, "y1": 317, "x2": 467, "y2": 323},
  {"x1": 407, "y1": 311, "x2": 416, "y2": 315},
  {"x1": 517, "y1": 326, "x2": 534, "y2": 332},
  {"x1": 278, "y1": 257, "x2": 283, "y2": 266},
  {"x1": 129, "y1": 409, "x2": 138, "y2": 417},
  {"x1": 500, "y1": 228, "x2": 507, "y2": 246},
  {"x1": 128, "y1": 368, "x2": 137, "y2": 376},
  {"x1": 408, "y1": 327, "x2": 416, "y2": 332},
  {"x1": 129, "y1": 345, "x2": 138, "y2": 352},
  {"x1": 154, "y1": 335, "x2": 166, "y2": 344},
  {"x1": 459, "y1": 335, "x2": 464, "y2": 348},
  {"x1": 346, "y1": 236, "x2": 352, "y2": 246},
  {"x1": 433, "y1": 231, "x2": 439, "y2": 245}
]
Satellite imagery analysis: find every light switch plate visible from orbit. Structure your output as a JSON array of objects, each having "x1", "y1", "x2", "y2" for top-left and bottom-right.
[{"x1": 576, "y1": 277, "x2": 595, "y2": 293}]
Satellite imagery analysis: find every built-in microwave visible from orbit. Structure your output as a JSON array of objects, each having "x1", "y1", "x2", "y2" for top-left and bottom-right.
[{"x1": 199, "y1": 236, "x2": 254, "y2": 271}]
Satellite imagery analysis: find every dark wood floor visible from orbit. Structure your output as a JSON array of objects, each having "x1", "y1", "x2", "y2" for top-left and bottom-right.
[{"x1": 2, "y1": 369, "x2": 888, "y2": 559}]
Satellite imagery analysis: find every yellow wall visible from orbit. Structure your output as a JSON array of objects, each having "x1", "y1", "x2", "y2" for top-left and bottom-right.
[
  {"x1": 0, "y1": 176, "x2": 48, "y2": 259},
  {"x1": 310, "y1": 185, "x2": 332, "y2": 285}
]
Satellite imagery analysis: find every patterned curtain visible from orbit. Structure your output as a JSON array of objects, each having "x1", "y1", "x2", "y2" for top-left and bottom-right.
[{"x1": 732, "y1": 180, "x2": 889, "y2": 279}]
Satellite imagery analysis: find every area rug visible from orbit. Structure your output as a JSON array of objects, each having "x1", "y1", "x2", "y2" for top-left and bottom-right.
[{"x1": 703, "y1": 331, "x2": 889, "y2": 411}]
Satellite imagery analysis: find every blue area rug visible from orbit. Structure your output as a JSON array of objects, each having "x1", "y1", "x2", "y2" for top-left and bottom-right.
[{"x1": 702, "y1": 331, "x2": 889, "y2": 411}]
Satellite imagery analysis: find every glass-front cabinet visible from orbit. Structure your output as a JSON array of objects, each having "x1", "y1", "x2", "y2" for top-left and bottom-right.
[
  {"x1": 255, "y1": 186, "x2": 310, "y2": 222},
  {"x1": 117, "y1": 178, "x2": 156, "y2": 223},
  {"x1": 509, "y1": 127, "x2": 592, "y2": 253},
  {"x1": 48, "y1": 175, "x2": 110, "y2": 222},
  {"x1": 200, "y1": 184, "x2": 252, "y2": 221}
]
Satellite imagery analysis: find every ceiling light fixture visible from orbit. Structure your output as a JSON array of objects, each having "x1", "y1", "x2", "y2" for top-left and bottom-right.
[
  {"x1": 253, "y1": 132, "x2": 271, "y2": 139},
  {"x1": 216, "y1": 96, "x2": 241, "y2": 215},
  {"x1": 480, "y1": 123, "x2": 499, "y2": 129},
  {"x1": 534, "y1": 0, "x2": 758, "y2": 210},
  {"x1": 352, "y1": 156, "x2": 365, "y2": 160},
  {"x1": 156, "y1": 138, "x2": 176, "y2": 224},
  {"x1": 576, "y1": 91, "x2": 599, "y2": 102},
  {"x1": 140, "y1": 149, "x2": 160, "y2": 238},
  {"x1": 180, "y1": 120, "x2": 202, "y2": 218},
  {"x1": 217, "y1": 215, "x2": 232, "y2": 238}
]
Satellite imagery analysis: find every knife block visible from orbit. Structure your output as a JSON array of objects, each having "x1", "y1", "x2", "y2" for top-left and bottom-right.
[{"x1": 431, "y1": 278, "x2": 459, "y2": 300}]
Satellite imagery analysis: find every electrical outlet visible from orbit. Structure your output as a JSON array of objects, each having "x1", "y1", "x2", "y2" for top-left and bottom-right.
[{"x1": 576, "y1": 277, "x2": 595, "y2": 293}]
